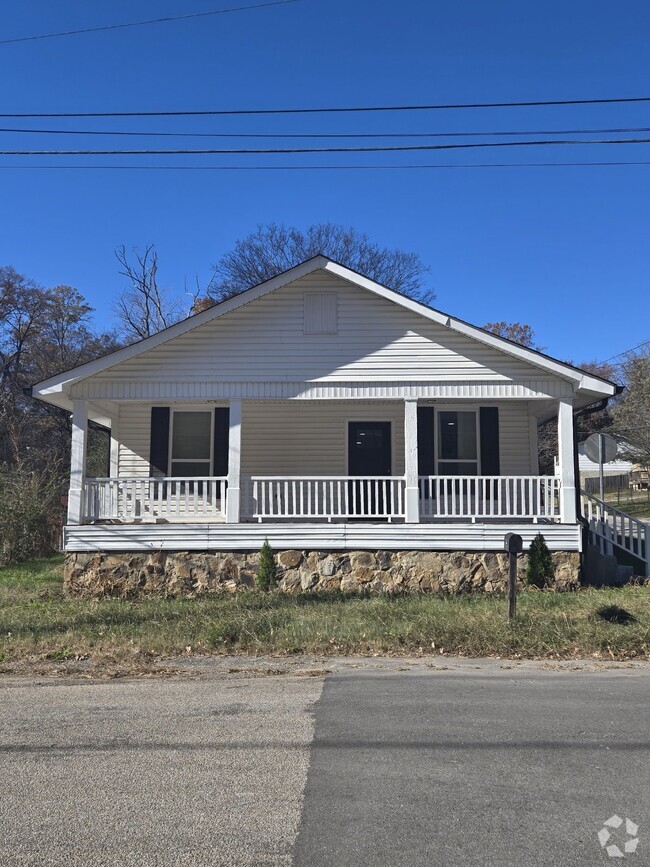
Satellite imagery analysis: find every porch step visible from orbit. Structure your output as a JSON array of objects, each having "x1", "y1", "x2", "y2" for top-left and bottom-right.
[{"x1": 584, "y1": 544, "x2": 637, "y2": 586}]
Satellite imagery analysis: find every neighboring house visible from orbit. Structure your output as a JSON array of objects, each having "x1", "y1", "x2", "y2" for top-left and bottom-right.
[
  {"x1": 553, "y1": 442, "x2": 633, "y2": 481},
  {"x1": 30, "y1": 256, "x2": 621, "y2": 591},
  {"x1": 577, "y1": 442, "x2": 633, "y2": 479}
]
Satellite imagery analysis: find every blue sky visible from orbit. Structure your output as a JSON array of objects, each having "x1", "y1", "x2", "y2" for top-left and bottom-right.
[{"x1": 1, "y1": 0, "x2": 649, "y2": 364}]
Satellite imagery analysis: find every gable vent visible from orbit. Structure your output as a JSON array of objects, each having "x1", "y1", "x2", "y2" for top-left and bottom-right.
[{"x1": 304, "y1": 292, "x2": 337, "y2": 335}]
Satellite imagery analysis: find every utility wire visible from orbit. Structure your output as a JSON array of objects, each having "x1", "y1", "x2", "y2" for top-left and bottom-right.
[
  {"x1": 0, "y1": 0, "x2": 300, "y2": 45},
  {"x1": 3, "y1": 95, "x2": 650, "y2": 118},
  {"x1": 3, "y1": 137, "x2": 650, "y2": 155},
  {"x1": 1, "y1": 161, "x2": 649, "y2": 170},
  {"x1": 601, "y1": 341, "x2": 650, "y2": 362},
  {"x1": 3, "y1": 125, "x2": 650, "y2": 140}
]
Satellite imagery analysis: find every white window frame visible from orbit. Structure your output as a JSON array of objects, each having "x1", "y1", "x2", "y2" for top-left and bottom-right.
[
  {"x1": 168, "y1": 407, "x2": 214, "y2": 477},
  {"x1": 434, "y1": 405, "x2": 481, "y2": 475}
]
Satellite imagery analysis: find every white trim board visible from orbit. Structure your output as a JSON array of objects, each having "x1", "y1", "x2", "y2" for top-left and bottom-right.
[{"x1": 64, "y1": 522, "x2": 582, "y2": 553}]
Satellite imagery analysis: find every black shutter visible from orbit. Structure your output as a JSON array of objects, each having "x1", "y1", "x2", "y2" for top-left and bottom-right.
[
  {"x1": 149, "y1": 407, "x2": 170, "y2": 476},
  {"x1": 213, "y1": 407, "x2": 230, "y2": 476},
  {"x1": 480, "y1": 407, "x2": 500, "y2": 475},
  {"x1": 417, "y1": 407, "x2": 435, "y2": 475}
]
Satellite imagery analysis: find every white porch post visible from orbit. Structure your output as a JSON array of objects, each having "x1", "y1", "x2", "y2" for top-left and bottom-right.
[
  {"x1": 67, "y1": 398, "x2": 88, "y2": 525},
  {"x1": 557, "y1": 397, "x2": 577, "y2": 523},
  {"x1": 226, "y1": 399, "x2": 242, "y2": 523},
  {"x1": 109, "y1": 411, "x2": 120, "y2": 477},
  {"x1": 404, "y1": 398, "x2": 420, "y2": 523}
]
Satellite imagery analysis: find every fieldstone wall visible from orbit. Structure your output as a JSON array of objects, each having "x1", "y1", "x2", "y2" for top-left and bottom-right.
[{"x1": 64, "y1": 549, "x2": 581, "y2": 598}]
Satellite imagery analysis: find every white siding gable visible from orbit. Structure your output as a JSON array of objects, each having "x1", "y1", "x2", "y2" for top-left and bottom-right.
[{"x1": 88, "y1": 271, "x2": 557, "y2": 386}]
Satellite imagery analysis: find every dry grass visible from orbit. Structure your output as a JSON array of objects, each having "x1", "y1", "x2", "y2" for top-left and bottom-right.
[{"x1": 0, "y1": 557, "x2": 648, "y2": 675}]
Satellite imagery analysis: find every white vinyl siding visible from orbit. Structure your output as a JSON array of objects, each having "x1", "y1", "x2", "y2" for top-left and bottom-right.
[
  {"x1": 91, "y1": 272, "x2": 546, "y2": 386},
  {"x1": 116, "y1": 400, "x2": 534, "y2": 478},
  {"x1": 241, "y1": 401, "x2": 405, "y2": 476}
]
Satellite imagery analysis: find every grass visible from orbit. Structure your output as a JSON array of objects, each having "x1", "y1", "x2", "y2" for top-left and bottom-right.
[
  {"x1": 0, "y1": 556, "x2": 648, "y2": 674},
  {"x1": 604, "y1": 490, "x2": 650, "y2": 519}
]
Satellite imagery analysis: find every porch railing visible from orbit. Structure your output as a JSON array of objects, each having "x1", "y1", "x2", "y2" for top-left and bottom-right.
[
  {"x1": 81, "y1": 474, "x2": 562, "y2": 523},
  {"x1": 242, "y1": 475, "x2": 405, "y2": 521},
  {"x1": 418, "y1": 475, "x2": 561, "y2": 521},
  {"x1": 83, "y1": 477, "x2": 227, "y2": 521},
  {"x1": 582, "y1": 491, "x2": 650, "y2": 575}
]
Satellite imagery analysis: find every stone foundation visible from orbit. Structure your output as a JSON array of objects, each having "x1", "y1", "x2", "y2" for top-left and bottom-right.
[{"x1": 64, "y1": 549, "x2": 581, "y2": 597}]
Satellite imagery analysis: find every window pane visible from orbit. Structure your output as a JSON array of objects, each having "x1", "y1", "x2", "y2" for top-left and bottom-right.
[
  {"x1": 172, "y1": 412, "x2": 211, "y2": 460},
  {"x1": 170, "y1": 461, "x2": 211, "y2": 478},
  {"x1": 438, "y1": 461, "x2": 478, "y2": 476},
  {"x1": 438, "y1": 411, "x2": 477, "y2": 460}
]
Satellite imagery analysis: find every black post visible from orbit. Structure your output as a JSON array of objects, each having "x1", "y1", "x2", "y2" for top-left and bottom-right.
[
  {"x1": 508, "y1": 551, "x2": 517, "y2": 622},
  {"x1": 504, "y1": 533, "x2": 523, "y2": 623}
]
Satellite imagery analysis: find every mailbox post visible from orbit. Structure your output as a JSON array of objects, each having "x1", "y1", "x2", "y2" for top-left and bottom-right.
[{"x1": 504, "y1": 533, "x2": 523, "y2": 622}]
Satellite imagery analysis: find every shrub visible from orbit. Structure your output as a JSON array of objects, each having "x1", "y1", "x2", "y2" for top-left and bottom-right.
[
  {"x1": 256, "y1": 539, "x2": 277, "y2": 592},
  {"x1": 0, "y1": 465, "x2": 61, "y2": 565},
  {"x1": 525, "y1": 533, "x2": 555, "y2": 588}
]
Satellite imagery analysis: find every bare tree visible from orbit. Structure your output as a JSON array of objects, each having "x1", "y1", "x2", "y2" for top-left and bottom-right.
[
  {"x1": 114, "y1": 245, "x2": 184, "y2": 340},
  {"x1": 200, "y1": 223, "x2": 433, "y2": 306},
  {"x1": 611, "y1": 349, "x2": 650, "y2": 467},
  {"x1": 483, "y1": 321, "x2": 539, "y2": 349}
]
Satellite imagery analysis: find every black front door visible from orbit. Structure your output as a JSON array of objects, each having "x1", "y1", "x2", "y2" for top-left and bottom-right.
[{"x1": 348, "y1": 422, "x2": 392, "y2": 516}]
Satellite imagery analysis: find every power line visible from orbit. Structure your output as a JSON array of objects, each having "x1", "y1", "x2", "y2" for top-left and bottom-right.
[
  {"x1": 0, "y1": 0, "x2": 300, "y2": 45},
  {"x1": 3, "y1": 137, "x2": 650, "y2": 155},
  {"x1": 1, "y1": 161, "x2": 649, "y2": 170},
  {"x1": 3, "y1": 95, "x2": 650, "y2": 119},
  {"x1": 3, "y1": 125, "x2": 650, "y2": 140},
  {"x1": 602, "y1": 341, "x2": 650, "y2": 362}
]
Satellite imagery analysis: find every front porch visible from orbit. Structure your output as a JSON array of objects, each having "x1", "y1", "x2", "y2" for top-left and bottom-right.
[{"x1": 66, "y1": 395, "x2": 579, "y2": 549}]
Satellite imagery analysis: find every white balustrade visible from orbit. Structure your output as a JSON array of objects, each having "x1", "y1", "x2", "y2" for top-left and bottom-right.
[
  {"x1": 582, "y1": 492, "x2": 650, "y2": 575},
  {"x1": 418, "y1": 476, "x2": 561, "y2": 521},
  {"x1": 83, "y1": 477, "x2": 227, "y2": 521},
  {"x1": 243, "y1": 476, "x2": 405, "y2": 521}
]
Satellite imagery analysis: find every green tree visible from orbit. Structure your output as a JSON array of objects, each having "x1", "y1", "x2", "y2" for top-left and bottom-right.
[
  {"x1": 256, "y1": 540, "x2": 277, "y2": 592},
  {"x1": 525, "y1": 534, "x2": 555, "y2": 588}
]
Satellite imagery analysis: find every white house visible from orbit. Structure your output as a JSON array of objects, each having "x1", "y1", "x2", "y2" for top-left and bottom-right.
[{"x1": 30, "y1": 256, "x2": 622, "y2": 591}]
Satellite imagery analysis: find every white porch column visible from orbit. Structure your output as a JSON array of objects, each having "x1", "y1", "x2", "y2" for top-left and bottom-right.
[
  {"x1": 557, "y1": 397, "x2": 577, "y2": 523},
  {"x1": 109, "y1": 411, "x2": 120, "y2": 477},
  {"x1": 226, "y1": 399, "x2": 242, "y2": 523},
  {"x1": 67, "y1": 398, "x2": 88, "y2": 525},
  {"x1": 404, "y1": 398, "x2": 420, "y2": 523}
]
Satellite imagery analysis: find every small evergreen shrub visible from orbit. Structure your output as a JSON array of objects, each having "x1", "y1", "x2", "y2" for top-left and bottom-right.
[
  {"x1": 256, "y1": 539, "x2": 277, "y2": 592},
  {"x1": 525, "y1": 533, "x2": 555, "y2": 588}
]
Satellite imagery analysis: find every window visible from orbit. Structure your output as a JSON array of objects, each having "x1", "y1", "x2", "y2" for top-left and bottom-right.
[
  {"x1": 304, "y1": 293, "x2": 337, "y2": 334},
  {"x1": 170, "y1": 411, "x2": 212, "y2": 477},
  {"x1": 437, "y1": 410, "x2": 478, "y2": 475}
]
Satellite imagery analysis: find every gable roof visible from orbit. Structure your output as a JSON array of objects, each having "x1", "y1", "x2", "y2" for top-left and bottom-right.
[{"x1": 31, "y1": 255, "x2": 619, "y2": 405}]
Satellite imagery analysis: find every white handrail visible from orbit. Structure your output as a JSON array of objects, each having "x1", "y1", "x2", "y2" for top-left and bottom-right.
[
  {"x1": 418, "y1": 475, "x2": 561, "y2": 520},
  {"x1": 83, "y1": 477, "x2": 228, "y2": 521},
  {"x1": 243, "y1": 475, "x2": 405, "y2": 521},
  {"x1": 581, "y1": 491, "x2": 650, "y2": 576}
]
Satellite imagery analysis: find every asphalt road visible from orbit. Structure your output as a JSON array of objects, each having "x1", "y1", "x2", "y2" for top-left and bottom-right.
[{"x1": 1, "y1": 659, "x2": 648, "y2": 866}]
